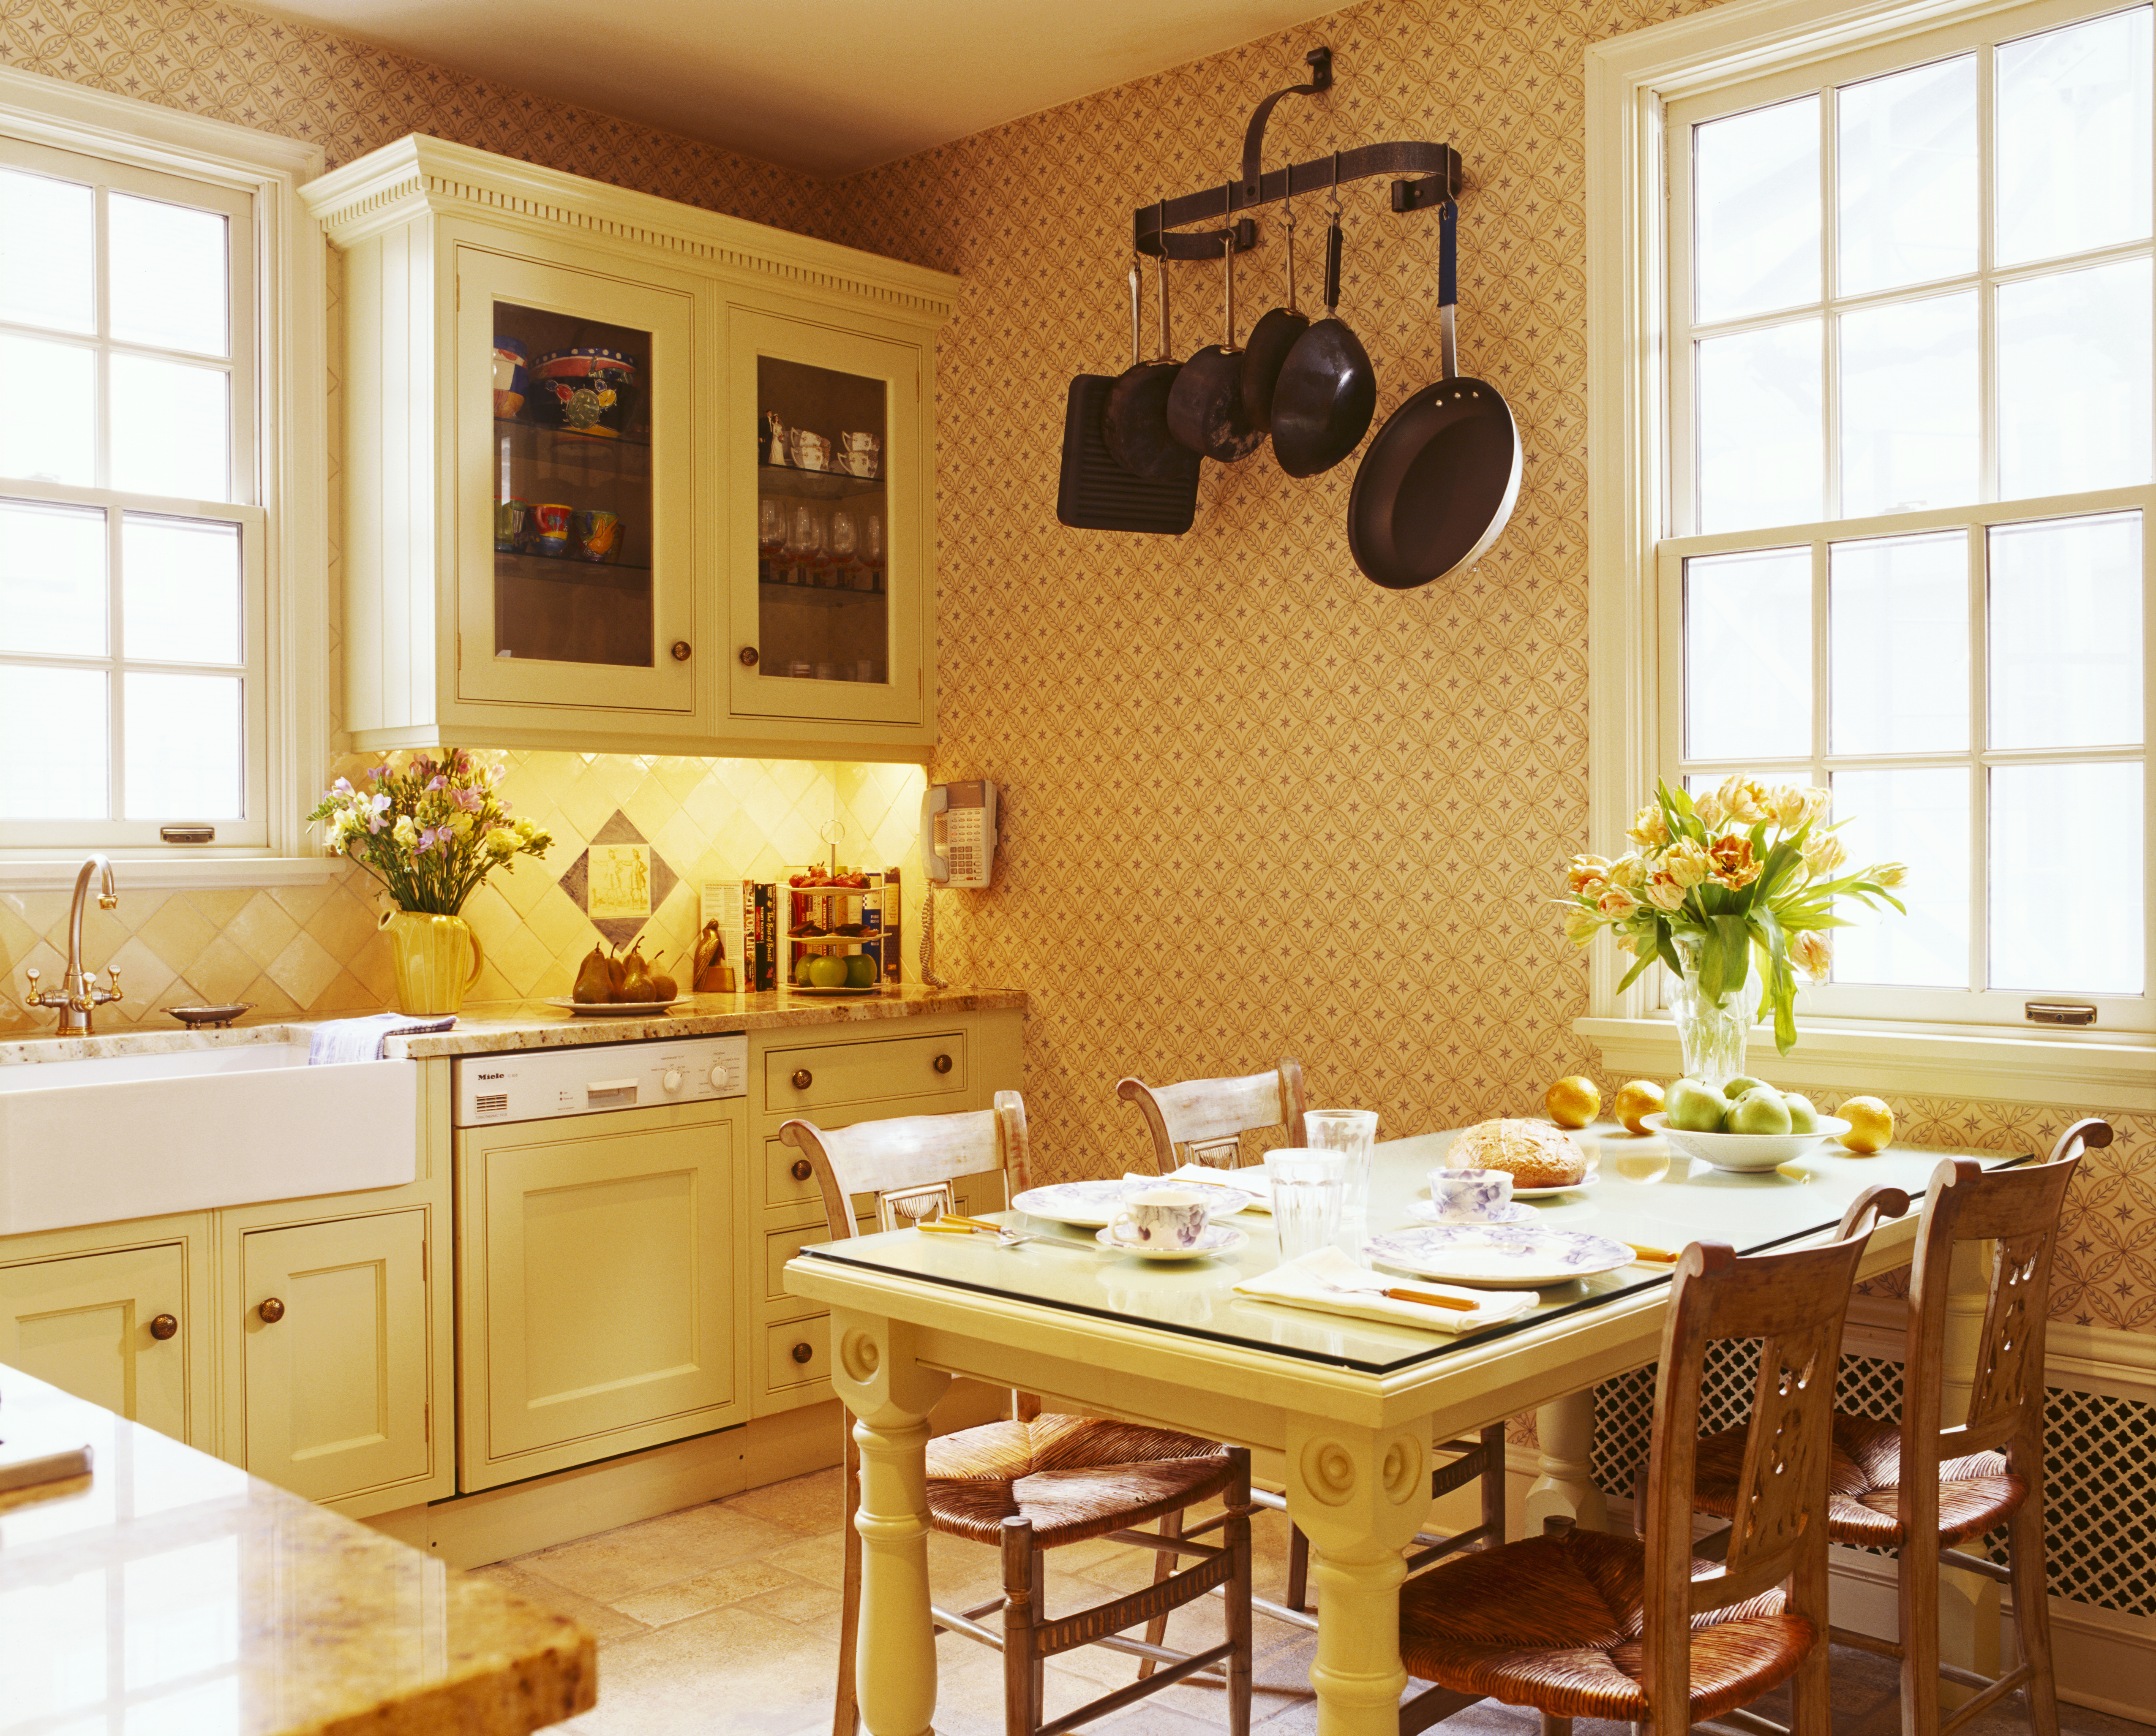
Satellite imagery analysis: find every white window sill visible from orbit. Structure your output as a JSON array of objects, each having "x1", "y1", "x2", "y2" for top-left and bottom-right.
[
  {"x1": 1575, "y1": 1015, "x2": 2156, "y2": 1114},
  {"x1": 0, "y1": 856, "x2": 349, "y2": 893}
]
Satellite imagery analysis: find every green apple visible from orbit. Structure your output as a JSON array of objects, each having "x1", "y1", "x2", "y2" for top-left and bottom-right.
[
  {"x1": 844, "y1": 953, "x2": 879, "y2": 988},
  {"x1": 1665, "y1": 1077, "x2": 1729, "y2": 1133},
  {"x1": 1784, "y1": 1092, "x2": 1821, "y2": 1134},
  {"x1": 1722, "y1": 1075, "x2": 1771, "y2": 1100},
  {"x1": 794, "y1": 954, "x2": 817, "y2": 985},
  {"x1": 1728, "y1": 1086, "x2": 1793, "y2": 1136},
  {"x1": 807, "y1": 954, "x2": 848, "y2": 987}
]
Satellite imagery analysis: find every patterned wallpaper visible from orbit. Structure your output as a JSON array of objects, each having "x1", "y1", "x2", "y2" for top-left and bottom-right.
[
  {"x1": 0, "y1": 0, "x2": 2145, "y2": 1329},
  {"x1": 822, "y1": 0, "x2": 2153, "y2": 1333}
]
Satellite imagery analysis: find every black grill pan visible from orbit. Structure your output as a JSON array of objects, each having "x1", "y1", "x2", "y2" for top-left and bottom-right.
[{"x1": 1056, "y1": 373, "x2": 1199, "y2": 535}]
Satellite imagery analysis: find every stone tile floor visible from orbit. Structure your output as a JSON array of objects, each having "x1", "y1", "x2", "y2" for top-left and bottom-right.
[{"x1": 473, "y1": 1467, "x2": 2152, "y2": 1736}]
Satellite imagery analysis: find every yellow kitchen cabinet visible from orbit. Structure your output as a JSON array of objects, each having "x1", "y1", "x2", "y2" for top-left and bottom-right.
[
  {"x1": 301, "y1": 134, "x2": 957, "y2": 759},
  {"x1": 0, "y1": 1225, "x2": 209, "y2": 1447},
  {"x1": 456, "y1": 1098, "x2": 746, "y2": 1491},
  {"x1": 235, "y1": 1210, "x2": 432, "y2": 1508}
]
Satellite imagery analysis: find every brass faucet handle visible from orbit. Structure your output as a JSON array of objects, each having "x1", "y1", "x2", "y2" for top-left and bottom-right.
[
  {"x1": 95, "y1": 965, "x2": 123, "y2": 1005},
  {"x1": 97, "y1": 892, "x2": 117, "y2": 911}
]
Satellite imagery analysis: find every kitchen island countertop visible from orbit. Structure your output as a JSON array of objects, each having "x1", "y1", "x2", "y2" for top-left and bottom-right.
[{"x1": 0, "y1": 1361, "x2": 593, "y2": 1734}]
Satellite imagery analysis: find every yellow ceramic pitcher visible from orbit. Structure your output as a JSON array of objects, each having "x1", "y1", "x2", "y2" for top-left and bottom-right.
[{"x1": 381, "y1": 910, "x2": 484, "y2": 1016}]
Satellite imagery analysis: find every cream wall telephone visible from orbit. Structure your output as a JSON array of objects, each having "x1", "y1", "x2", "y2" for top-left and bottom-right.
[{"x1": 921, "y1": 781, "x2": 998, "y2": 888}]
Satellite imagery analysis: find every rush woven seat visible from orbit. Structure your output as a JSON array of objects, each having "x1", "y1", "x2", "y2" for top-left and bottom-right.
[
  {"x1": 1693, "y1": 1412, "x2": 2025, "y2": 1551},
  {"x1": 1398, "y1": 1526, "x2": 1813, "y2": 1723},
  {"x1": 926, "y1": 1415, "x2": 1234, "y2": 1548},
  {"x1": 782, "y1": 1094, "x2": 1253, "y2": 1736},
  {"x1": 1393, "y1": 1186, "x2": 1905, "y2": 1736}
]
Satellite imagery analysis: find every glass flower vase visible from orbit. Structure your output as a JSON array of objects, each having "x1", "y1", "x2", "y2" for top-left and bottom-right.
[{"x1": 1668, "y1": 931, "x2": 1751, "y2": 1089}]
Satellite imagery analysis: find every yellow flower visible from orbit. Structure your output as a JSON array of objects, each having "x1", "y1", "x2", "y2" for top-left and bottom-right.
[
  {"x1": 1718, "y1": 775, "x2": 1772, "y2": 825},
  {"x1": 1608, "y1": 852, "x2": 1650, "y2": 890},
  {"x1": 1598, "y1": 886, "x2": 1642, "y2": 919},
  {"x1": 1567, "y1": 854, "x2": 1612, "y2": 894},
  {"x1": 1563, "y1": 907, "x2": 1603, "y2": 946},
  {"x1": 1772, "y1": 786, "x2": 1809, "y2": 830},
  {"x1": 1803, "y1": 786, "x2": 1832, "y2": 824},
  {"x1": 1707, "y1": 834, "x2": 1761, "y2": 889},
  {"x1": 1791, "y1": 930, "x2": 1832, "y2": 979},
  {"x1": 1694, "y1": 791, "x2": 1725, "y2": 830},
  {"x1": 1802, "y1": 832, "x2": 1847, "y2": 877},
  {"x1": 1627, "y1": 805, "x2": 1669, "y2": 847},
  {"x1": 485, "y1": 827, "x2": 520, "y2": 861},
  {"x1": 1646, "y1": 875, "x2": 1688, "y2": 913},
  {"x1": 1873, "y1": 860, "x2": 1908, "y2": 888},
  {"x1": 1664, "y1": 840, "x2": 1712, "y2": 888}
]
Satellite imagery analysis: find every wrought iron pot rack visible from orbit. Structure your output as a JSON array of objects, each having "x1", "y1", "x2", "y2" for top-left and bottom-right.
[{"x1": 1134, "y1": 47, "x2": 1464, "y2": 260}]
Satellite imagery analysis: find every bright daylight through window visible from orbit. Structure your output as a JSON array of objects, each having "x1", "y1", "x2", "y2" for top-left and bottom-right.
[
  {"x1": 0, "y1": 136, "x2": 266, "y2": 850},
  {"x1": 1660, "y1": 0, "x2": 2152, "y2": 1033}
]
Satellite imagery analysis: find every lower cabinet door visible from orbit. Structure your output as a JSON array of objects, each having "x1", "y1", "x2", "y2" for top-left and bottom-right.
[
  {"x1": 461, "y1": 1107, "x2": 742, "y2": 1488},
  {"x1": 0, "y1": 1243, "x2": 189, "y2": 1441},
  {"x1": 241, "y1": 1211, "x2": 429, "y2": 1504}
]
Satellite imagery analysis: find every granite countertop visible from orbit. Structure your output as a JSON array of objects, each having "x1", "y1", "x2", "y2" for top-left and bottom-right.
[
  {"x1": 0, "y1": 1363, "x2": 593, "y2": 1734},
  {"x1": 0, "y1": 985, "x2": 1026, "y2": 1065}
]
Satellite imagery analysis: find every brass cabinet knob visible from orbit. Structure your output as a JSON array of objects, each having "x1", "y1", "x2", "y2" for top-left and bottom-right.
[
  {"x1": 258, "y1": 1298, "x2": 285, "y2": 1324},
  {"x1": 932, "y1": 1053, "x2": 953, "y2": 1074},
  {"x1": 790, "y1": 1068, "x2": 812, "y2": 1090},
  {"x1": 739, "y1": 646, "x2": 760, "y2": 667},
  {"x1": 790, "y1": 1158, "x2": 813, "y2": 1182},
  {"x1": 790, "y1": 1341, "x2": 814, "y2": 1365},
  {"x1": 149, "y1": 1313, "x2": 178, "y2": 1341},
  {"x1": 671, "y1": 640, "x2": 692, "y2": 662}
]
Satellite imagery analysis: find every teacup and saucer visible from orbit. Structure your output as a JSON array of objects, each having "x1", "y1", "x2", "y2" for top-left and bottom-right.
[
  {"x1": 1096, "y1": 1186, "x2": 1248, "y2": 1261},
  {"x1": 1406, "y1": 1166, "x2": 1537, "y2": 1227}
]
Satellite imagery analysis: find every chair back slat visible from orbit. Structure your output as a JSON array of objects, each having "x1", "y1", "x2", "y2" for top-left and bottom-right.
[
  {"x1": 1115, "y1": 1061, "x2": 1306, "y2": 1173},
  {"x1": 780, "y1": 1090, "x2": 1029, "y2": 1243}
]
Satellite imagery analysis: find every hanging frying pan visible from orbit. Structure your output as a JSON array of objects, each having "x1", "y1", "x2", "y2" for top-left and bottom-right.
[
  {"x1": 1269, "y1": 158, "x2": 1377, "y2": 479},
  {"x1": 1347, "y1": 199, "x2": 1521, "y2": 590},
  {"x1": 1241, "y1": 163, "x2": 1308, "y2": 434},
  {"x1": 1104, "y1": 212, "x2": 1189, "y2": 480},
  {"x1": 1167, "y1": 226, "x2": 1265, "y2": 463}
]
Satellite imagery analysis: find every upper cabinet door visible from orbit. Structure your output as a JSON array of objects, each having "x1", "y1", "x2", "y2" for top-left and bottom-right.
[
  {"x1": 455, "y1": 248, "x2": 699, "y2": 716},
  {"x1": 729, "y1": 309, "x2": 926, "y2": 727}
]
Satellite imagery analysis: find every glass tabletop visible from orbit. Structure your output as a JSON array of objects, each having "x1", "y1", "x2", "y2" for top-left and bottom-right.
[{"x1": 795, "y1": 1122, "x2": 2030, "y2": 1375}]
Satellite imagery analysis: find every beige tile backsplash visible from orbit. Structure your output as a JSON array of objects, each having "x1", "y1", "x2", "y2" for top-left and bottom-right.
[{"x1": 0, "y1": 754, "x2": 927, "y2": 1034}]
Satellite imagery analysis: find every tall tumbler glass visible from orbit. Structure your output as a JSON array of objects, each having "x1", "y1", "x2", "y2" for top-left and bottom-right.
[
  {"x1": 1303, "y1": 1109, "x2": 1379, "y2": 1254},
  {"x1": 1264, "y1": 1148, "x2": 1345, "y2": 1264}
]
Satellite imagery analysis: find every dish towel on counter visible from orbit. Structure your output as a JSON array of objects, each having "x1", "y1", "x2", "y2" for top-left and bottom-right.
[
  {"x1": 1235, "y1": 1246, "x2": 1538, "y2": 1333},
  {"x1": 1126, "y1": 1163, "x2": 1273, "y2": 1213},
  {"x1": 306, "y1": 1012, "x2": 456, "y2": 1065}
]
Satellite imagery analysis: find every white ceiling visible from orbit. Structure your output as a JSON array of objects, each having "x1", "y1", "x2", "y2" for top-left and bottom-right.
[{"x1": 251, "y1": 0, "x2": 1339, "y2": 178}]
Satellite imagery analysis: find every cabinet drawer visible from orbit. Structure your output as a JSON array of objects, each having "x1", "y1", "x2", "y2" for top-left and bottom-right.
[
  {"x1": 764, "y1": 1030, "x2": 967, "y2": 1116},
  {"x1": 763, "y1": 1316, "x2": 830, "y2": 1393},
  {"x1": 762, "y1": 1153, "x2": 1009, "y2": 1232}
]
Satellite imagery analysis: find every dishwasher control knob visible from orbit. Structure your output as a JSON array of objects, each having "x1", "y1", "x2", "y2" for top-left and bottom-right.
[
  {"x1": 662, "y1": 1068, "x2": 684, "y2": 1094},
  {"x1": 709, "y1": 1062, "x2": 731, "y2": 1092}
]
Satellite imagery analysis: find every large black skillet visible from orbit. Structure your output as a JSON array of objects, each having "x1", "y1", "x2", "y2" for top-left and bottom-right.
[{"x1": 1347, "y1": 199, "x2": 1521, "y2": 589}]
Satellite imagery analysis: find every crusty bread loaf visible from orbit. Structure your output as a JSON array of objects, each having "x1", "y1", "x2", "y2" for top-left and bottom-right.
[{"x1": 1446, "y1": 1118, "x2": 1589, "y2": 1189}]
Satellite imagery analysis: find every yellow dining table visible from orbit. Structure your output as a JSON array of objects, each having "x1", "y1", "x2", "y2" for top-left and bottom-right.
[{"x1": 783, "y1": 1121, "x2": 2028, "y2": 1736}]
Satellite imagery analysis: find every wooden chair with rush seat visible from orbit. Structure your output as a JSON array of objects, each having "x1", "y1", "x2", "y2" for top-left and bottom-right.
[
  {"x1": 1116, "y1": 1061, "x2": 1507, "y2": 1630},
  {"x1": 780, "y1": 1091, "x2": 1254, "y2": 1736},
  {"x1": 1687, "y1": 1118, "x2": 2110, "y2": 1736},
  {"x1": 1387, "y1": 1185, "x2": 1906, "y2": 1736}
]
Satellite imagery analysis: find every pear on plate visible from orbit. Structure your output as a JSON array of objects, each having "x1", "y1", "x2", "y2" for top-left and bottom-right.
[
  {"x1": 572, "y1": 944, "x2": 612, "y2": 1005},
  {"x1": 619, "y1": 943, "x2": 657, "y2": 1001}
]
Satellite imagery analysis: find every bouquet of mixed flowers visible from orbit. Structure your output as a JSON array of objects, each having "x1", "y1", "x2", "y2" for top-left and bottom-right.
[
  {"x1": 1556, "y1": 775, "x2": 1907, "y2": 1053},
  {"x1": 310, "y1": 751, "x2": 551, "y2": 915}
]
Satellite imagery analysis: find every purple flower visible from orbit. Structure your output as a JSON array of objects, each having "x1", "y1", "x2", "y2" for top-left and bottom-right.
[
  {"x1": 331, "y1": 776, "x2": 354, "y2": 797},
  {"x1": 367, "y1": 764, "x2": 389, "y2": 782},
  {"x1": 452, "y1": 787, "x2": 483, "y2": 813},
  {"x1": 426, "y1": 775, "x2": 447, "y2": 792},
  {"x1": 367, "y1": 793, "x2": 391, "y2": 832}
]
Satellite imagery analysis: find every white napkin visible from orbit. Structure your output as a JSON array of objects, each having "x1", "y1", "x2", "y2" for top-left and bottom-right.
[
  {"x1": 1234, "y1": 1246, "x2": 1538, "y2": 1333},
  {"x1": 1125, "y1": 1165, "x2": 1271, "y2": 1213},
  {"x1": 306, "y1": 1011, "x2": 455, "y2": 1064}
]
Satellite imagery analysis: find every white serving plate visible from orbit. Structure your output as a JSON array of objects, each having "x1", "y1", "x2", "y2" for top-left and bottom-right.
[
  {"x1": 1013, "y1": 1176, "x2": 1262, "y2": 1227},
  {"x1": 1641, "y1": 1113, "x2": 1852, "y2": 1173},
  {"x1": 1363, "y1": 1224, "x2": 1635, "y2": 1288},
  {"x1": 1094, "y1": 1223, "x2": 1249, "y2": 1262},
  {"x1": 545, "y1": 998, "x2": 684, "y2": 1017},
  {"x1": 1405, "y1": 1199, "x2": 1539, "y2": 1227}
]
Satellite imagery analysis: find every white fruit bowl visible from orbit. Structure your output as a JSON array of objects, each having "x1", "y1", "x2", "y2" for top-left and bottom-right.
[{"x1": 1641, "y1": 1112, "x2": 1852, "y2": 1173}]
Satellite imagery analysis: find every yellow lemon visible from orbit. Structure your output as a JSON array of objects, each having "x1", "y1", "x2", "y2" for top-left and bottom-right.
[
  {"x1": 1611, "y1": 1079, "x2": 1665, "y2": 1136},
  {"x1": 1839, "y1": 1095, "x2": 1895, "y2": 1155},
  {"x1": 1545, "y1": 1075, "x2": 1600, "y2": 1130}
]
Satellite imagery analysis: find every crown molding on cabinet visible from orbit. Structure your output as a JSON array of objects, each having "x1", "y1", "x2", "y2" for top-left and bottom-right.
[{"x1": 300, "y1": 135, "x2": 959, "y2": 326}]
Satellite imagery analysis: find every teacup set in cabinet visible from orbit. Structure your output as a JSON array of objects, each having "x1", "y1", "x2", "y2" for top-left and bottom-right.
[{"x1": 300, "y1": 136, "x2": 959, "y2": 760}]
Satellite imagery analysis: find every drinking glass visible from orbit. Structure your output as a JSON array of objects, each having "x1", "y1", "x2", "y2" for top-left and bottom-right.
[
  {"x1": 758, "y1": 496, "x2": 784, "y2": 554},
  {"x1": 864, "y1": 511, "x2": 884, "y2": 564},
  {"x1": 830, "y1": 506, "x2": 857, "y2": 570},
  {"x1": 1303, "y1": 1109, "x2": 1378, "y2": 1249},
  {"x1": 1265, "y1": 1148, "x2": 1344, "y2": 1264}
]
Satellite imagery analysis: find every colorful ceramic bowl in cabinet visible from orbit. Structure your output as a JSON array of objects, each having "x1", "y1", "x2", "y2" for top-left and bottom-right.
[
  {"x1": 532, "y1": 347, "x2": 637, "y2": 437},
  {"x1": 492, "y1": 336, "x2": 529, "y2": 418}
]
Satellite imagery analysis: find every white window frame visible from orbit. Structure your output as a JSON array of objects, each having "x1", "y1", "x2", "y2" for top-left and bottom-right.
[
  {"x1": 0, "y1": 65, "x2": 336, "y2": 890},
  {"x1": 1584, "y1": 0, "x2": 2156, "y2": 1110}
]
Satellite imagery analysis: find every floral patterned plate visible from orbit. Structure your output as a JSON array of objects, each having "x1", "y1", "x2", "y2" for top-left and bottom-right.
[
  {"x1": 1094, "y1": 1223, "x2": 1250, "y2": 1262},
  {"x1": 1362, "y1": 1224, "x2": 1635, "y2": 1289},
  {"x1": 1012, "y1": 1177, "x2": 1262, "y2": 1227},
  {"x1": 1404, "y1": 1199, "x2": 1540, "y2": 1227}
]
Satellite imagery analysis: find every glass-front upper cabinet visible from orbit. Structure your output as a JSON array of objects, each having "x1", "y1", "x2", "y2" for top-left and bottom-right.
[
  {"x1": 456, "y1": 249, "x2": 697, "y2": 716},
  {"x1": 730, "y1": 310, "x2": 924, "y2": 727}
]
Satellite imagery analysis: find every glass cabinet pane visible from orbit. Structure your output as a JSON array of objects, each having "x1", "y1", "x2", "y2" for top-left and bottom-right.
[
  {"x1": 756, "y1": 356, "x2": 889, "y2": 686},
  {"x1": 491, "y1": 300, "x2": 654, "y2": 668}
]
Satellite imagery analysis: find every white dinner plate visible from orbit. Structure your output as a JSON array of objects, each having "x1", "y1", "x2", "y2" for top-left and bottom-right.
[
  {"x1": 1404, "y1": 1199, "x2": 1540, "y2": 1227},
  {"x1": 1095, "y1": 1224, "x2": 1249, "y2": 1262},
  {"x1": 1363, "y1": 1224, "x2": 1635, "y2": 1288},
  {"x1": 545, "y1": 998, "x2": 683, "y2": 1017},
  {"x1": 1013, "y1": 1177, "x2": 1262, "y2": 1227}
]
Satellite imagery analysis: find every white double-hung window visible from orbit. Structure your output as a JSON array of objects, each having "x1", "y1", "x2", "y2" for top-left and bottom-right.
[
  {"x1": 1587, "y1": 0, "x2": 2155, "y2": 1099},
  {"x1": 0, "y1": 69, "x2": 324, "y2": 873}
]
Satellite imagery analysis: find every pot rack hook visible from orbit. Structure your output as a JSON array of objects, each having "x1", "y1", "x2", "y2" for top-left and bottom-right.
[
  {"x1": 1237, "y1": 45, "x2": 1332, "y2": 206},
  {"x1": 1328, "y1": 150, "x2": 1344, "y2": 216}
]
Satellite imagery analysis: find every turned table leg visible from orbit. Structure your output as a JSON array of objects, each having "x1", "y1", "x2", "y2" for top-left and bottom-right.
[
  {"x1": 1526, "y1": 1391, "x2": 1608, "y2": 1534},
  {"x1": 1286, "y1": 1415, "x2": 1435, "y2": 1736},
  {"x1": 830, "y1": 1309, "x2": 951, "y2": 1736}
]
